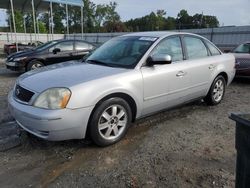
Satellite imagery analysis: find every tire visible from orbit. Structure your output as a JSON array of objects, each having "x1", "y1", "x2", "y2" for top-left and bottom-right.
[
  {"x1": 204, "y1": 75, "x2": 226, "y2": 105},
  {"x1": 26, "y1": 60, "x2": 44, "y2": 71},
  {"x1": 89, "y1": 97, "x2": 132, "y2": 147}
]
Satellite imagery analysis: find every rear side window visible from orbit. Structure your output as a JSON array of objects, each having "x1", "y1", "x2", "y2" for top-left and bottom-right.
[
  {"x1": 152, "y1": 36, "x2": 183, "y2": 62},
  {"x1": 75, "y1": 41, "x2": 93, "y2": 50},
  {"x1": 204, "y1": 40, "x2": 221, "y2": 56},
  {"x1": 184, "y1": 36, "x2": 208, "y2": 59}
]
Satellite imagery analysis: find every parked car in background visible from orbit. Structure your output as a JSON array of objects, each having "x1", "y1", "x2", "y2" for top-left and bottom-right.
[
  {"x1": 8, "y1": 32, "x2": 235, "y2": 146},
  {"x1": 233, "y1": 42, "x2": 250, "y2": 77},
  {"x1": 5, "y1": 39, "x2": 95, "y2": 72},
  {"x1": 3, "y1": 41, "x2": 43, "y2": 55}
]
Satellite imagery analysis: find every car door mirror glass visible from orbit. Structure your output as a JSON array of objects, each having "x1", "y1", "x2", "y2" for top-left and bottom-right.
[
  {"x1": 147, "y1": 54, "x2": 172, "y2": 66},
  {"x1": 53, "y1": 48, "x2": 61, "y2": 54}
]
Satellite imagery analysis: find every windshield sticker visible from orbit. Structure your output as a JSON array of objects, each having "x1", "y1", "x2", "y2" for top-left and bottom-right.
[{"x1": 139, "y1": 37, "x2": 158, "y2": 42}]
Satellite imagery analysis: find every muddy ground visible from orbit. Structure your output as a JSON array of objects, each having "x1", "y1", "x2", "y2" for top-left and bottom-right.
[{"x1": 0, "y1": 58, "x2": 250, "y2": 188}]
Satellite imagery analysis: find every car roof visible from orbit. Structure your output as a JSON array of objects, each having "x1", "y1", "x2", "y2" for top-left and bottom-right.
[
  {"x1": 51, "y1": 39, "x2": 95, "y2": 45},
  {"x1": 122, "y1": 31, "x2": 201, "y2": 39},
  {"x1": 51, "y1": 39, "x2": 87, "y2": 42}
]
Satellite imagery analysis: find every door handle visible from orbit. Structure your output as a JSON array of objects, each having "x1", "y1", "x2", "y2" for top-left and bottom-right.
[
  {"x1": 208, "y1": 64, "x2": 215, "y2": 70},
  {"x1": 176, "y1": 71, "x2": 186, "y2": 77}
]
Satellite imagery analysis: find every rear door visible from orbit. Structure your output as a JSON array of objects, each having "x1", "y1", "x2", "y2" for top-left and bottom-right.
[{"x1": 182, "y1": 35, "x2": 218, "y2": 99}]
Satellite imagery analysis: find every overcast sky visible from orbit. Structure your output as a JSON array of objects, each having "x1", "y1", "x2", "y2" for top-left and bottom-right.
[{"x1": 1, "y1": 0, "x2": 250, "y2": 27}]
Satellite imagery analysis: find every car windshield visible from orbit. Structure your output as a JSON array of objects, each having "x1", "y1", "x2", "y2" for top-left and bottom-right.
[
  {"x1": 34, "y1": 41, "x2": 57, "y2": 51},
  {"x1": 234, "y1": 43, "x2": 250, "y2": 53},
  {"x1": 86, "y1": 36, "x2": 157, "y2": 68}
]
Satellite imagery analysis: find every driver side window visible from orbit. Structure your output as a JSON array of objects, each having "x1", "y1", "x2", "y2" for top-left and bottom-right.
[
  {"x1": 151, "y1": 37, "x2": 184, "y2": 62},
  {"x1": 49, "y1": 41, "x2": 74, "y2": 52}
]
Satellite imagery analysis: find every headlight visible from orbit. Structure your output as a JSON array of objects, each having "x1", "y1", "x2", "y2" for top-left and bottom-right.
[
  {"x1": 33, "y1": 88, "x2": 71, "y2": 109},
  {"x1": 13, "y1": 57, "x2": 27, "y2": 61}
]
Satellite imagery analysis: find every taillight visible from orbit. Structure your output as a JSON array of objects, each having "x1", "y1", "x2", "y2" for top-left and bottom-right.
[{"x1": 9, "y1": 46, "x2": 16, "y2": 49}]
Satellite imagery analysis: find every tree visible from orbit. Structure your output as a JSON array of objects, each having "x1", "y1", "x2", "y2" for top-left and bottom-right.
[
  {"x1": 165, "y1": 17, "x2": 176, "y2": 30},
  {"x1": 7, "y1": 10, "x2": 24, "y2": 32},
  {"x1": 39, "y1": 4, "x2": 65, "y2": 34},
  {"x1": 94, "y1": 4, "x2": 108, "y2": 31},
  {"x1": 53, "y1": 4, "x2": 66, "y2": 34},
  {"x1": 103, "y1": 2, "x2": 126, "y2": 32},
  {"x1": 156, "y1": 10, "x2": 167, "y2": 30},
  {"x1": 68, "y1": 6, "x2": 82, "y2": 33},
  {"x1": 37, "y1": 21, "x2": 47, "y2": 33},
  {"x1": 192, "y1": 14, "x2": 219, "y2": 28},
  {"x1": 39, "y1": 12, "x2": 49, "y2": 33},
  {"x1": 5, "y1": 1, "x2": 220, "y2": 34},
  {"x1": 125, "y1": 10, "x2": 173, "y2": 31},
  {"x1": 82, "y1": 0, "x2": 95, "y2": 33},
  {"x1": 176, "y1": 9, "x2": 193, "y2": 29},
  {"x1": 203, "y1": 15, "x2": 219, "y2": 28}
]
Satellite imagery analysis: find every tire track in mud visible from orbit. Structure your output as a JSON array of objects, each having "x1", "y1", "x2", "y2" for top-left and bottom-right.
[{"x1": 40, "y1": 125, "x2": 152, "y2": 187}]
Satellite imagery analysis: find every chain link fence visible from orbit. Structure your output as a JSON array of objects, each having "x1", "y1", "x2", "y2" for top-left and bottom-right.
[{"x1": 1, "y1": 25, "x2": 250, "y2": 51}]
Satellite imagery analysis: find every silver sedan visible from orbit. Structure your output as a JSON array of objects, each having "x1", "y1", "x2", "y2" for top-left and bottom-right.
[{"x1": 8, "y1": 32, "x2": 235, "y2": 146}]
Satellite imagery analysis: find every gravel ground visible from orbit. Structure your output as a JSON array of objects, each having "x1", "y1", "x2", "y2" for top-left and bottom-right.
[
  {"x1": 0, "y1": 59, "x2": 19, "y2": 124},
  {"x1": 0, "y1": 58, "x2": 250, "y2": 187}
]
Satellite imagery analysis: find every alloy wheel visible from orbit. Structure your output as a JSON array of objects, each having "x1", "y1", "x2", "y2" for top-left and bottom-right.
[
  {"x1": 212, "y1": 79, "x2": 224, "y2": 102},
  {"x1": 31, "y1": 63, "x2": 43, "y2": 70},
  {"x1": 98, "y1": 104, "x2": 128, "y2": 140}
]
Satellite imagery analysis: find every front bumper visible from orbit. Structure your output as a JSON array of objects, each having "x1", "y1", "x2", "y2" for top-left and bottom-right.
[
  {"x1": 5, "y1": 61, "x2": 25, "y2": 71},
  {"x1": 8, "y1": 90, "x2": 94, "y2": 141}
]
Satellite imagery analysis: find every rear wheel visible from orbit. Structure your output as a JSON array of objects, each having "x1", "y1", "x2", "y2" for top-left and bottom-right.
[
  {"x1": 27, "y1": 60, "x2": 44, "y2": 71},
  {"x1": 89, "y1": 98, "x2": 132, "y2": 147},
  {"x1": 204, "y1": 75, "x2": 226, "y2": 105}
]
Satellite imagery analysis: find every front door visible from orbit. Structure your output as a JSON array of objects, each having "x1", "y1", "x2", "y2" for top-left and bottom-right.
[
  {"x1": 141, "y1": 36, "x2": 191, "y2": 116},
  {"x1": 46, "y1": 41, "x2": 75, "y2": 65}
]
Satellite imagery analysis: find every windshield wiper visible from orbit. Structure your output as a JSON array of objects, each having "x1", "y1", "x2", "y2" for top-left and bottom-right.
[{"x1": 86, "y1": 59, "x2": 113, "y2": 67}]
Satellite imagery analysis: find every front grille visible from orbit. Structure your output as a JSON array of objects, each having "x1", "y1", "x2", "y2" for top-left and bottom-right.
[
  {"x1": 15, "y1": 85, "x2": 34, "y2": 103},
  {"x1": 238, "y1": 58, "x2": 250, "y2": 64}
]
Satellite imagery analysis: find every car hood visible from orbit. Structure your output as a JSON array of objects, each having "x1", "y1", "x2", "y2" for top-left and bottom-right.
[
  {"x1": 17, "y1": 61, "x2": 129, "y2": 92},
  {"x1": 7, "y1": 49, "x2": 35, "y2": 60}
]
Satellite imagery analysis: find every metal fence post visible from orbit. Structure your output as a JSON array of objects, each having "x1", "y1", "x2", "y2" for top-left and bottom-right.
[
  {"x1": 10, "y1": 0, "x2": 18, "y2": 51},
  {"x1": 50, "y1": 0, "x2": 54, "y2": 40},
  {"x1": 211, "y1": 27, "x2": 214, "y2": 43},
  {"x1": 66, "y1": 3, "x2": 69, "y2": 37},
  {"x1": 31, "y1": 0, "x2": 37, "y2": 42},
  {"x1": 81, "y1": 6, "x2": 83, "y2": 39}
]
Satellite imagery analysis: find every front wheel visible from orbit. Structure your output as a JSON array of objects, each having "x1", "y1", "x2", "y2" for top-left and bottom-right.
[
  {"x1": 204, "y1": 75, "x2": 226, "y2": 105},
  {"x1": 89, "y1": 98, "x2": 132, "y2": 147},
  {"x1": 26, "y1": 60, "x2": 44, "y2": 71}
]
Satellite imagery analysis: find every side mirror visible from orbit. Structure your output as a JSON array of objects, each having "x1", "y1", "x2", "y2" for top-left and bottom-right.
[
  {"x1": 147, "y1": 54, "x2": 172, "y2": 66},
  {"x1": 53, "y1": 48, "x2": 61, "y2": 54}
]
